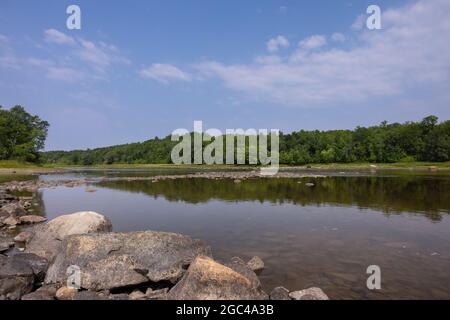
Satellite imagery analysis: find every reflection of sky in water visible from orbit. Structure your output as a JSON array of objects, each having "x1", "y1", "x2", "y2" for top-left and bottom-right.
[{"x1": 37, "y1": 174, "x2": 450, "y2": 300}]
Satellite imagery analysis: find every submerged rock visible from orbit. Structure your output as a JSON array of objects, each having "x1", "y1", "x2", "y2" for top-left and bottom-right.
[
  {"x1": 270, "y1": 286, "x2": 290, "y2": 300},
  {"x1": 168, "y1": 256, "x2": 268, "y2": 300},
  {"x1": 289, "y1": 287, "x2": 329, "y2": 300},
  {"x1": 247, "y1": 256, "x2": 264, "y2": 273},
  {"x1": 25, "y1": 211, "x2": 112, "y2": 261},
  {"x1": 45, "y1": 230, "x2": 211, "y2": 291}
]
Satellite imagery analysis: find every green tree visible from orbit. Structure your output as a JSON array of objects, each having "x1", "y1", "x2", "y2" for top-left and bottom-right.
[{"x1": 0, "y1": 105, "x2": 49, "y2": 162}]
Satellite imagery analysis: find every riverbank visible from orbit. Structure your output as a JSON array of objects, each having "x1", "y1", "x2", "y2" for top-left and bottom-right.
[{"x1": 1, "y1": 160, "x2": 450, "y2": 175}]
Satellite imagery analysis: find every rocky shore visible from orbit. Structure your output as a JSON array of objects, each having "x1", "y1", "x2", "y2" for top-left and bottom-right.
[{"x1": 1, "y1": 172, "x2": 329, "y2": 300}]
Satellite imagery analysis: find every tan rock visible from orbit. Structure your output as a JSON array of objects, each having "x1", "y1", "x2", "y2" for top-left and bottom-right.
[
  {"x1": 19, "y1": 215, "x2": 47, "y2": 224},
  {"x1": 168, "y1": 256, "x2": 268, "y2": 300},
  {"x1": 14, "y1": 231, "x2": 33, "y2": 243},
  {"x1": 55, "y1": 286, "x2": 78, "y2": 300}
]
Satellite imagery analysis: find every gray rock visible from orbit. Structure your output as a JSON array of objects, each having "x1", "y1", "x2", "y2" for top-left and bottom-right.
[
  {"x1": 270, "y1": 286, "x2": 290, "y2": 300},
  {"x1": 0, "y1": 237, "x2": 14, "y2": 253},
  {"x1": 45, "y1": 230, "x2": 211, "y2": 291},
  {"x1": 10, "y1": 253, "x2": 49, "y2": 283},
  {"x1": 25, "y1": 211, "x2": 112, "y2": 261},
  {"x1": 247, "y1": 256, "x2": 264, "y2": 273},
  {"x1": 289, "y1": 287, "x2": 329, "y2": 300},
  {"x1": 0, "y1": 254, "x2": 35, "y2": 300},
  {"x1": 21, "y1": 285, "x2": 57, "y2": 300},
  {"x1": 0, "y1": 202, "x2": 27, "y2": 217},
  {"x1": 168, "y1": 256, "x2": 268, "y2": 300},
  {"x1": 72, "y1": 290, "x2": 110, "y2": 300}
]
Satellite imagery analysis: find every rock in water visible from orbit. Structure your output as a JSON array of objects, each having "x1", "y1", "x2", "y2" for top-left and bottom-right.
[
  {"x1": 168, "y1": 256, "x2": 268, "y2": 300},
  {"x1": 289, "y1": 287, "x2": 329, "y2": 300},
  {"x1": 270, "y1": 287, "x2": 290, "y2": 300},
  {"x1": 45, "y1": 231, "x2": 211, "y2": 291},
  {"x1": 19, "y1": 215, "x2": 47, "y2": 224},
  {"x1": 247, "y1": 256, "x2": 264, "y2": 273},
  {"x1": 25, "y1": 211, "x2": 112, "y2": 261}
]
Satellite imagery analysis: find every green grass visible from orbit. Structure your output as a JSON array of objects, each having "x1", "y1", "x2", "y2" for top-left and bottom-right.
[
  {"x1": 0, "y1": 160, "x2": 45, "y2": 169},
  {"x1": 2, "y1": 160, "x2": 450, "y2": 171}
]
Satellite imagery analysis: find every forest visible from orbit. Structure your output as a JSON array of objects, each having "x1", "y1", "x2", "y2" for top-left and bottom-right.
[{"x1": 41, "y1": 115, "x2": 450, "y2": 165}]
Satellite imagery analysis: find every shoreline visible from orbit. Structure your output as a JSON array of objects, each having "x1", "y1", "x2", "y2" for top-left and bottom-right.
[{"x1": 1, "y1": 161, "x2": 450, "y2": 176}]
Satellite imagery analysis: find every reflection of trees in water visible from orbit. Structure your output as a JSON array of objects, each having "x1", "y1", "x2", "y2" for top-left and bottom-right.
[
  {"x1": 32, "y1": 190, "x2": 46, "y2": 217},
  {"x1": 97, "y1": 176, "x2": 450, "y2": 222}
]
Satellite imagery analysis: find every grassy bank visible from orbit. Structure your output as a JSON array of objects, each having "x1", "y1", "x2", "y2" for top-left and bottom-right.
[{"x1": 1, "y1": 160, "x2": 450, "y2": 173}]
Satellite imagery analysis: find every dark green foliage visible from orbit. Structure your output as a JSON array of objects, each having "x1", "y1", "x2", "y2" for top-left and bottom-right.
[
  {"x1": 41, "y1": 115, "x2": 450, "y2": 165},
  {"x1": 0, "y1": 105, "x2": 49, "y2": 162}
]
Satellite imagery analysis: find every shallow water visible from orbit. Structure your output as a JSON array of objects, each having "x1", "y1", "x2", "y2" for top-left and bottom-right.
[{"x1": 15, "y1": 169, "x2": 450, "y2": 299}]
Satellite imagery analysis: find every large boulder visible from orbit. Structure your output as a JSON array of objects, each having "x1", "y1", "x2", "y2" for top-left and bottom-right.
[
  {"x1": 25, "y1": 211, "x2": 112, "y2": 261},
  {"x1": 168, "y1": 256, "x2": 268, "y2": 300},
  {"x1": 45, "y1": 231, "x2": 211, "y2": 291}
]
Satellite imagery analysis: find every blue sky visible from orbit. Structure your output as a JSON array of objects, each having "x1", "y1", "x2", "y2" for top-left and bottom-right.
[{"x1": 1, "y1": 0, "x2": 449, "y2": 151}]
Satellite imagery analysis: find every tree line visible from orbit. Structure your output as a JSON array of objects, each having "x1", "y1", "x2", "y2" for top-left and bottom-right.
[{"x1": 42, "y1": 115, "x2": 450, "y2": 165}]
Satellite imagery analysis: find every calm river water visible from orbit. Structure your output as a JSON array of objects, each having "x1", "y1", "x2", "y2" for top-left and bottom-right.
[{"x1": 13, "y1": 168, "x2": 450, "y2": 299}]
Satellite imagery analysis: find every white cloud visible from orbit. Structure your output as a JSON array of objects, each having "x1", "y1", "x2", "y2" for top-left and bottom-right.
[
  {"x1": 267, "y1": 35, "x2": 290, "y2": 53},
  {"x1": 254, "y1": 55, "x2": 282, "y2": 65},
  {"x1": 351, "y1": 14, "x2": 366, "y2": 30},
  {"x1": 78, "y1": 39, "x2": 111, "y2": 69},
  {"x1": 298, "y1": 35, "x2": 327, "y2": 50},
  {"x1": 42, "y1": 30, "x2": 129, "y2": 79},
  {"x1": 44, "y1": 29, "x2": 75, "y2": 45},
  {"x1": 140, "y1": 64, "x2": 191, "y2": 84},
  {"x1": 195, "y1": 0, "x2": 450, "y2": 107},
  {"x1": 331, "y1": 33, "x2": 346, "y2": 43}
]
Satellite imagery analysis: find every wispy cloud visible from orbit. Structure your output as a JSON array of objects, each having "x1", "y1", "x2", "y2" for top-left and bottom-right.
[
  {"x1": 140, "y1": 64, "x2": 191, "y2": 84},
  {"x1": 195, "y1": 0, "x2": 450, "y2": 107},
  {"x1": 267, "y1": 35, "x2": 289, "y2": 53},
  {"x1": 44, "y1": 29, "x2": 76, "y2": 45},
  {"x1": 331, "y1": 33, "x2": 346, "y2": 43},
  {"x1": 298, "y1": 35, "x2": 327, "y2": 50}
]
